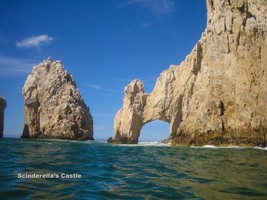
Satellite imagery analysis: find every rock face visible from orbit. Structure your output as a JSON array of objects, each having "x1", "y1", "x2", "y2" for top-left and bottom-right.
[
  {"x1": 0, "y1": 96, "x2": 7, "y2": 138},
  {"x1": 22, "y1": 58, "x2": 94, "y2": 140},
  {"x1": 112, "y1": 0, "x2": 267, "y2": 146}
]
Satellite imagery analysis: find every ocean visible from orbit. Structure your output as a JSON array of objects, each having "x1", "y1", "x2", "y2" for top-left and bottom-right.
[{"x1": 0, "y1": 138, "x2": 266, "y2": 199}]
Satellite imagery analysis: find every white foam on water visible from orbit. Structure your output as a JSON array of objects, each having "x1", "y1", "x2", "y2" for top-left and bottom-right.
[
  {"x1": 191, "y1": 145, "x2": 243, "y2": 149},
  {"x1": 191, "y1": 145, "x2": 267, "y2": 150},
  {"x1": 254, "y1": 146, "x2": 267, "y2": 151},
  {"x1": 202, "y1": 145, "x2": 218, "y2": 148},
  {"x1": 137, "y1": 141, "x2": 171, "y2": 146},
  {"x1": 190, "y1": 145, "x2": 217, "y2": 149},
  {"x1": 113, "y1": 141, "x2": 171, "y2": 147},
  {"x1": 223, "y1": 146, "x2": 241, "y2": 149}
]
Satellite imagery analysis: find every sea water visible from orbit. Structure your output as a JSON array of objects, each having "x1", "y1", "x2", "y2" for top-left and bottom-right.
[{"x1": 0, "y1": 138, "x2": 266, "y2": 199}]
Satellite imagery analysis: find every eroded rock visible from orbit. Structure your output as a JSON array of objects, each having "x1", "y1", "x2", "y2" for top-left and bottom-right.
[
  {"x1": 111, "y1": 0, "x2": 267, "y2": 146},
  {"x1": 0, "y1": 96, "x2": 7, "y2": 138},
  {"x1": 22, "y1": 58, "x2": 94, "y2": 140}
]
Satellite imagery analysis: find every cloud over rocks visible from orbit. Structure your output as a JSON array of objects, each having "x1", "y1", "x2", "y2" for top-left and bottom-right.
[
  {"x1": 0, "y1": 56, "x2": 35, "y2": 76},
  {"x1": 17, "y1": 35, "x2": 53, "y2": 48},
  {"x1": 87, "y1": 84, "x2": 122, "y2": 94},
  {"x1": 121, "y1": 0, "x2": 175, "y2": 16}
]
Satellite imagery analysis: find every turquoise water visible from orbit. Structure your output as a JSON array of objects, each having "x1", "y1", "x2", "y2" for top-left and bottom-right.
[{"x1": 0, "y1": 138, "x2": 266, "y2": 199}]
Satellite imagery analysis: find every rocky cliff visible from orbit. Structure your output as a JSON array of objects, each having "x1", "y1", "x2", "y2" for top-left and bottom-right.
[
  {"x1": 0, "y1": 96, "x2": 7, "y2": 138},
  {"x1": 21, "y1": 58, "x2": 94, "y2": 140},
  {"x1": 111, "y1": 0, "x2": 267, "y2": 146}
]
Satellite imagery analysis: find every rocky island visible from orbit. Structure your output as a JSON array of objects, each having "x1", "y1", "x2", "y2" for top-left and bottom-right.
[
  {"x1": 110, "y1": 0, "x2": 267, "y2": 146},
  {"x1": 21, "y1": 58, "x2": 94, "y2": 140},
  {"x1": 0, "y1": 96, "x2": 7, "y2": 138}
]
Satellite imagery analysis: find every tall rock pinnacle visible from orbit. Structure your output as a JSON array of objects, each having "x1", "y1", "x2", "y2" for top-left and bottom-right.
[
  {"x1": 21, "y1": 58, "x2": 94, "y2": 140},
  {"x1": 112, "y1": 0, "x2": 267, "y2": 146},
  {"x1": 0, "y1": 96, "x2": 7, "y2": 138}
]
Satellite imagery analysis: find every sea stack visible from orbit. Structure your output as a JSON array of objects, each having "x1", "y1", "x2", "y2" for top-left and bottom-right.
[
  {"x1": 0, "y1": 96, "x2": 7, "y2": 138},
  {"x1": 22, "y1": 58, "x2": 94, "y2": 140},
  {"x1": 111, "y1": 0, "x2": 267, "y2": 146}
]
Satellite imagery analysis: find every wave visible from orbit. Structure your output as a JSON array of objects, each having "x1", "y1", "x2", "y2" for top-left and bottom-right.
[
  {"x1": 22, "y1": 138, "x2": 267, "y2": 150},
  {"x1": 191, "y1": 145, "x2": 267, "y2": 151},
  {"x1": 137, "y1": 141, "x2": 171, "y2": 146},
  {"x1": 191, "y1": 145, "x2": 241, "y2": 149},
  {"x1": 254, "y1": 146, "x2": 267, "y2": 151},
  {"x1": 113, "y1": 141, "x2": 171, "y2": 147}
]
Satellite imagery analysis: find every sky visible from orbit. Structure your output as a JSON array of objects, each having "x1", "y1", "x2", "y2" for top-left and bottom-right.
[{"x1": 0, "y1": 0, "x2": 207, "y2": 141}]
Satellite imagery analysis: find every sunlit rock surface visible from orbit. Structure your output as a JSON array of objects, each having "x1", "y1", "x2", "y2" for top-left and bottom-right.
[
  {"x1": 22, "y1": 58, "x2": 94, "y2": 140},
  {"x1": 112, "y1": 0, "x2": 267, "y2": 146}
]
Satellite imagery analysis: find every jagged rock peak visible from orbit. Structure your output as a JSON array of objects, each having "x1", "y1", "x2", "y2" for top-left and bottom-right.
[
  {"x1": 22, "y1": 58, "x2": 94, "y2": 140},
  {"x1": 124, "y1": 79, "x2": 144, "y2": 94},
  {"x1": 111, "y1": 0, "x2": 267, "y2": 146},
  {"x1": 0, "y1": 96, "x2": 7, "y2": 138}
]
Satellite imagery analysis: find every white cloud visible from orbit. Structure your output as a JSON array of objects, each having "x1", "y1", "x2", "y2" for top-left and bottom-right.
[
  {"x1": 0, "y1": 56, "x2": 35, "y2": 76},
  {"x1": 87, "y1": 84, "x2": 122, "y2": 94},
  {"x1": 103, "y1": 88, "x2": 123, "y2": 93},
  {"x1": 121, "y1": 0, "x2": 175, "y2": 16},
  {"x1": 93, "y1": 114, "x2": 114, "y2": 117},
  {"x1": 17, "y1": 35, "x2": 53, "y2": 48},
  {"x1": 87, "y1": 84, "x2": 102, "y2": 90}
]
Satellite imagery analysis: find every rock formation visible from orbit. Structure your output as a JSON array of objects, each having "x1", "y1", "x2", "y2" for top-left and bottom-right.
[
  {"x1": 0, "y1": 96, "x2": 7, "y2": 138},
  {"x1": 21, "y1": 58, "x2": 94, "y2": 140},
  {"x1": 111, "y1": 0, "x2": 267, "y2": 146}
]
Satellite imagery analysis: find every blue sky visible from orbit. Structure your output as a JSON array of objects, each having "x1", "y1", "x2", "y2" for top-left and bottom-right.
[{"x1": 0, "y1": 0, "x2": 206, "y2": 141}]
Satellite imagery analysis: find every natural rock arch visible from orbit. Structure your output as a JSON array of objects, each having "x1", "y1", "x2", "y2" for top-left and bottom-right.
[
  {"x1": 139, "y1": 119, "x2": 170, "y2": 142},
  {"x1": 110, "y1": 0, "x2": 267, "y2": 146},
  {"x1": 112, "y1": 79, "x2": 181, "y2": 144}
]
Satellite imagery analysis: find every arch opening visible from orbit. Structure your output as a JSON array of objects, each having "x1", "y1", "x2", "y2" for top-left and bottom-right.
[{"x1": 138, "y1": 120, "x2": 170, "y2": 143}]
